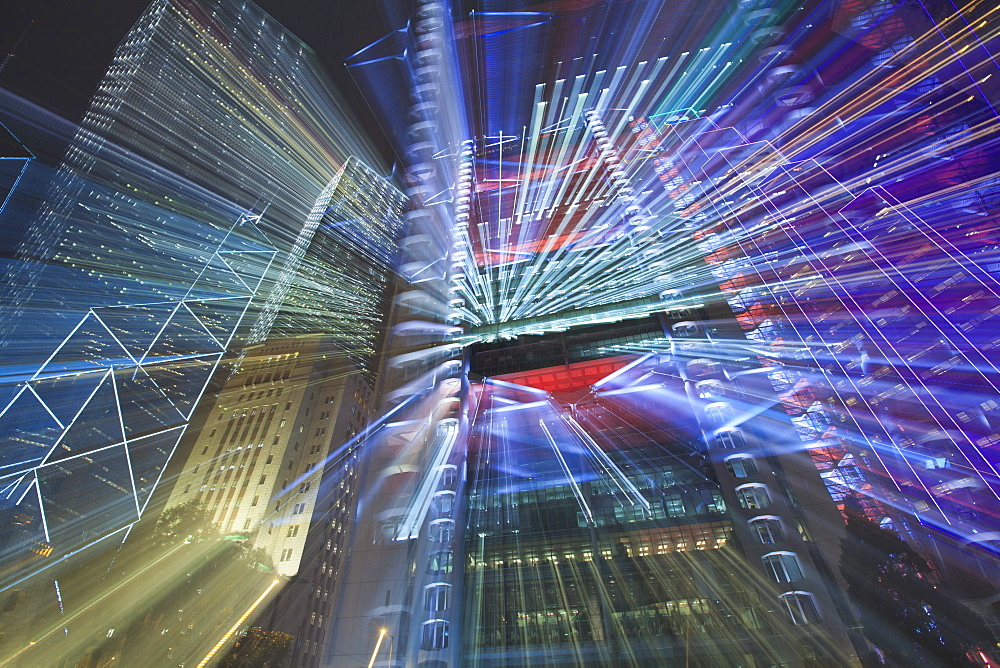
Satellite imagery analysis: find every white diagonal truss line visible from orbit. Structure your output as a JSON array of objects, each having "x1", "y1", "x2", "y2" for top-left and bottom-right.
[
  {"x1": 0, "y1": 193, "x2": 274, "y2": 568},
  {"x1": 181, "y1": 210, "x2": 271, "y2": 303},
  {"x1": 215, "y1": 249, "x2": 277, "y2": 293},
  {"x1": 16, "y1": 385, "x2": 63, "y2": 431},
  {"x1": 112, "y1": 368, "x2": 142, "y2": 518},
  {"x1": 180, "y1": 302, "x2": 226, "y2": 351},
  {"x1": 15, "y1": 477, "x2": 35, "y2": 505},
  {"x1": 86, "y1": 309, "x2": 142, "y2": 366},
  {"x1": 42, "y1": 368, "x2": 116, "y2": 466},
  {"x1": 135, "y1": 425, "x2": 187, "y2": 516},
  {"x1": 35, "y1": 471, "x2": 49, "y2": 542},
  {"x1": 1, "y1": 473, "x2": 28, "y2": 499}
]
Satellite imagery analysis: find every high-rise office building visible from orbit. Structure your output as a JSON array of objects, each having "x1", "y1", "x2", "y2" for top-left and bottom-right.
[
  {"x1": 4, "y1": 0, "x2": 380, "y2": 341},
  {"x1": 1, "y1": 0, "x2": 999, "y2": 665},
  {"x1": 0, "y1": 0, "x2": 388, "y2": 590},
  {"x1": 260, "y1": 158, "x2": 407, "y2": 373},
  {"x1": 671, "y1": 0, "x2": 1000, "y2": 609},
  {"x1": 457, "y1": 314, "x2": 861, "y2": 667},
  {"x1": 322, "y1": 0, "x2": 999, "y2": 665}
]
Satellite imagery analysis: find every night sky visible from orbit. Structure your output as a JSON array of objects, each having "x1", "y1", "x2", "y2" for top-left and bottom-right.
[{"x1": 0, "y1": 0, "x2": 397, "y2": 163}]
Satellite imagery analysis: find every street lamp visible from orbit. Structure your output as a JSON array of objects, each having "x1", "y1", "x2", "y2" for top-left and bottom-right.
[{"x1": 367, "y1": 627, "x2": 393, "y2": 668}]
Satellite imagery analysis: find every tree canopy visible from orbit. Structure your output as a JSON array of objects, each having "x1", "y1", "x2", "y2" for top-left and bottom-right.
[{"x1": 840, "y1": 495, "x2": 995, "y2": 666}]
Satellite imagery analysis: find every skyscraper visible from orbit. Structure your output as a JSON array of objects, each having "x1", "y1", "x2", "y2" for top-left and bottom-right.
[
  {"x1": 0, "y1": 0, "x2": 999, "y2": 665},
  {"x1": 458, "y1": 317, "x2": 861, "y2": 666},
  {"x1": 259, "y1": 158, "x2": 407, "y2": 373},
  {"x1": 0, "y1": 0, "x2": 386, "y2": 593},
  {"x1": 323, "y1": 0, "x2": 1000, "y2": 665}
]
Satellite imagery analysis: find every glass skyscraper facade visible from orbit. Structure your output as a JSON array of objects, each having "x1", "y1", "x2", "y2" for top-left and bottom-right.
[
  {"x1": 462, "y1": 341, "x2": 858, "y2": 666},
  {"x1": 0, "y1": 0, "x2": 389, "y2": 617},
  {"x1": 263, "y1": 158, "x2": 406, "y2": 373},
  {"x1": 0, "y1": 0, "x2": 999, "y2": 666}
]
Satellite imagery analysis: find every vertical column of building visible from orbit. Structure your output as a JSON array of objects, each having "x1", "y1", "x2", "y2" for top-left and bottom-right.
[
  {"x1": 764, "y1": 0, "x2": 1000, "y2": 599},
  {"x1": 399, "y1": 139, "x2": 476, "y2": 667},
  {"x1": 698, "y1": 139, "x2": 906, "y2": 660},
  {"x1": 697, "y1": 125, "x2": 1000, "y2": 598},
  {"x1": 661, "y1": 303, "x2": 861, "y2": 664},
  {"x1": 325, "y1": 0, "x2": 469, "y2": 664},
  {"x1": 271, "y1": 369, "x2": 373, "y2": 667},
  {"x1": 634, "y1": 119, "x2": 869, "y2": 661}
]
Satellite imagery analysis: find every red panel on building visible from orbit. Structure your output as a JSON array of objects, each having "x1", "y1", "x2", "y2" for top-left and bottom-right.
[{"x1": 490, "y1": 355, "x2": 637, "y2": 394}]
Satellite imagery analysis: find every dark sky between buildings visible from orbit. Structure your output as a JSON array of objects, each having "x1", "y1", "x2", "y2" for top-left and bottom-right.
[{"x1": 0, "y1": 0, "x2": 397, "y2": 165}]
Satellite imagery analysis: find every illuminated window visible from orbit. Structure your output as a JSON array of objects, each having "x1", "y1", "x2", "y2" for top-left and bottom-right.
[
  {"x1": 763, "y1": 552, "x2": 804, "y2": 583},
  {"x1": 429, "y1": 519, "x2": 454, "y2": 544},
  {"x1": 432, "y1": 490, "x2": 455, "y2": 514},
  {"x1": 749, "y1": 516, "x2": 784, "y2": 544},
  {"x1": 423, "y1": 583, "x2": 451, "y2": 612},
  {"x1": 439, "y1": 465, "x2": 458, "y2": 488},
  {"x1": 671, "y1": 321, "x2": 700, "y2": 338},
  {"x1": 421, "y1": 620, "x2": 449, "y2": 651},
  {"x1": 725, "y1": 455, "x2": 757, "y2": 478},
  {"x1": 664, "y1": 493, "x2": 685, "y2": 516},
  {"x1": 696, "y1": 380, "x2": 727, "y2": 399},
  {"x1": 428, "y1": 551, "x2": 453, "y2": 575},
  {"x1": 778, "y1": 591, "x2": 821, "y2": 625},
  {"x1": 736, "y1": 484, "x2": 770, "y2": 510},
  {"x1": 714, "y1": 428, "x2": 746, "y2": 450},
  {"x1": 704, "y1": 402, "x2": 734, "y2": 426}
]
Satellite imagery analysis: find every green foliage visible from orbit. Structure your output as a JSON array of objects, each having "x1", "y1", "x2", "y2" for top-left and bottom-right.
[
  {"x1": 219, "y1": 626, "x2": 294, "y2": 668},
  {"x1": 242, "y1": 545, "x2": 274, "y2": 571},
  {"x1": 152, "y1": 499, "x2": 218, "y2": 545},
  {"x1": 840, "y1": 496, "x2": 994, "y2": 666}
]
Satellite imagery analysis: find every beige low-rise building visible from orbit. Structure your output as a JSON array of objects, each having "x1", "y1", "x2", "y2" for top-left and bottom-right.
[{"x1": 165, "y1": 334, "x2": 371, "y2": 577}]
